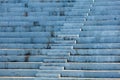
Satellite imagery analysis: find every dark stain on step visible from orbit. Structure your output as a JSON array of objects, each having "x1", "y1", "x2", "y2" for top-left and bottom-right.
[
  {"x1": 60, "y1": 11, "x2": 65, "y2": 16},
  {"x1": 24, "y1": 12, "x2": 28, "y2": 17},
  {"x1": 0, "y1": 1, "x2": 3, "y2": 3},
  {"x1": 25, "y1": 3, "x2": 28, "y2": 8},
  {"x1": 10, "y1": 60, "x2": 18, "y2": 62},
  {"x1": 24, "y1": 52, "x2": 31, "y2": 62},
  {"x1": 33, "y1": 21, "x2": 40, "y2": 26},
  {"x1": 114, "y1": 17, "x2": 117, "y2": 20}
]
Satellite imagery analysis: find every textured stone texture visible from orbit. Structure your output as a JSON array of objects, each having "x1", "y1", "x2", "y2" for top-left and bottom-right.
[{"x1": 0, "y1": 0, "x2": 120, "y2": 79}]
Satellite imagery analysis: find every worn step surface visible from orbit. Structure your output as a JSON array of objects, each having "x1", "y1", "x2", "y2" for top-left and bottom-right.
[
  {"x1": 1, "y1": 55, "x2": 120, "y2": 63},
  {"x1": 47, "y1": 52, "x2": 70, "y2": 56},
  {"x1": 1, "y1": 62, "x2": 120, "y2": 70},
  {"x1": 44, "y1": 59, "x2": 67, "y2": 63},
  {"x1": 0, "y1": 0, "x2": 120, "y2": 79},
  {"x1": 0, "y1": 69, "x2": 120, "y2": 78},
  {"x1": 0, "y1": 77, "x2": 120, "y2": 80},
  {"x1": 55, "y1": 31, "x2": 120, "y2": 37},
  {"x1": 1, "y1": 49, "x2": 120, "y2": 56},
  {"x1": 61, "y1": 26, "x2": 120, "y2": 31},
  {"x1": 36, "y1": 73, "x2": 60, "y2": 78},
  {"x1": 39, "y1": 66, "x2": 64, "y2": 70}
]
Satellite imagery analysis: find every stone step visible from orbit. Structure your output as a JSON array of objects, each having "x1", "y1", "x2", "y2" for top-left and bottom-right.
[
  {"x1": 0, "y1": 38, "x2": 52, "y2": 43},
  {"x1": 1, "y1": 55, "x2": 120, "y2": 63},
  {"x1": 0, "y1": 12, "x2": 25, "y2": 16},
  {"x1": 0, "y1": 3, "x2": 74, "y2": 7},
  {"x1": 28, "y1": 3, "x2": 73, "y2": 7},
  {"x1": 75, "y1": 37, "x2": 120, "y2": 43},
  {"x1": 94, "y1": 0, "x2": 120, "y2": 2},
  {"x1": 0, "y1": 77, "x2": 119, "y2": 80},
  {"x1": 0, "y1": 44, "x2": 48, "y2": 49},
  {"x1": 89, "y1": 10, "x2": 120, "y2": 15},
  {"x1": 0, "y1": 32, "x2": 51, "y2": 38},
  {"x1": 5, "y1": 7, "x2": 89, "y2": 13},
  {"x1": 0, "y1": 3, "x2": 25, "y2": 7},
  {"x1": 0, "y1": 21, "x2": 33, "y2": 27},
  {"x1": 0, "y1": 69, "x2": 37, "y2": 77},
  {"x1": 0, "y1": 17, "x2": 84, "y2": 22},
  {"x1": 47, "y1": 52, "x2": 70, "y2": 56},
  {"x1": 42, "y1": 48, "x2": 120, "y2": 56},
  {"x1": 28, "y1": 12, "x2": 86, "y2": 16},
  {"x1": 36, "y1": 73, "x2": 60, "y2": 78},
  {"x1": 54, "y1": 40, "x2": 76, "y2": 44},
  {"x1": 3, "y1": 28, "x2": 38, "y2": 33},
  {"x1": 51, "y1": 43, "x2": 120, "y2": 49},
  {"x1": 42, "y1": 63, "x2": 120, "y2": 70},
  {"x1": 67, "y1": 17, "x2": 84, "y2": 21},
  {"x1": 0, "y1": 49, "x2": 119, "y2": 56},
  {"x1": 76, "y1": 1, "x2": 120, "y2": 5},
  {"x1": 0, "y1": 11, "x2": 62, "y2": 16},
  {"x1": 0, "y1": 38, "x2": 69, "y2": 43},
  {"x1": 86, "y1": 15, "x2": 120, "y2": 21},
  {"x1": 73, "y1": 5, "x2": 91, "y2": 8},
  {"x1": 1, "y1": 62, "x2": 120, "y2": 70},
  {"x1": 0, "y1": 6, "x2": 75, "y2": 13},
  {"x1": 55, "y1": 31, "x2": 120, "y2": 37},
  {"x1": 0, "y1": 55, "x2": 55, "y2": 62},
  {"x1": 35, "y1": 78, "x2": 120, "y2": 80},
  {"x1": 58, "y1": 34, "x2": 79, "y2": 38},
  {"x1": 35, "y1": 21, "x2": 67, "y2": 26},
  {"x1": 91, "y1": 6, "x2": 120, "y2": 11},
  {"x1": 74, "y1": 1, "x2": 93, "y2": 5},
  {"x1": 73, "y1": 49, "x2": 120, "y2": 55},
  {"x1": 7, "y1": 0, "x2": 93, "y2": 3},
  {"x1": 60, "y1": 29, "x2": 82, "y2": 32},
  {"x1": 0, "y1": 49, "x2": 68, "y2": 56},
  {"x1": 69, "y1": 56, "x2": 120, "y2": 63},
  {"x1": 40, "y1": 49, "x2": 74, "y2": 55},
  {"x1": 74, "y1": 43, "x2": 120, "y2": 49},
  {"x1": 2, "y1": 0, "x2": 119, "y2": 3},
  {"x1": 85, "y1": 20, "x2": 120, "y2": 25},
  {"x1": 0, "y1": 21, "x2": 66, "y2": 27},
  {"x1": 65, "y1": 12, "x2": 87, "y2": 16},
  {"x1": 44, "y1": 59, "x2": 67, "y2": 63},
  {"x1": 0, "y1": 77, "x2": 34, "y2": 80},
  {"x1": 39, "y1": 66, "x2": 64, "y2": 70},
  {"x1": 51, "y1": 45, "x2": 73, "y2": 49},
  {"x1": 74, "y1": 4, "x2": 119, "y2": 7},
  {"x1": 51, "y1": 44, "x2": 74, "y2": 46},
  {"x1": 0, "y1": 55, "x2": 68, "y2": 62},
  {"x1": 62, "y1": 26, "x2": 120, "y2": 31},
  {"x1": 93, "y1": 1, "x2": 120, "y2": 6},
  {"x1": 64, "y1": 23, "x2": 84, "y2": 26},
  {"x1": 0, "y1": 62, "x2": 42, "y2": 69},
  {"x1": 38, "y1": 70, "x2": 120, "y2": 78},
  {"x1": 28, "y1": 12, "x2": 49, "y2": 16},
  {"x1": 8, "y1": 7, "x2": 73, "y2": 12},
  {"x1": 57, "y1": 36, "x2": 120, "y2": 43},
  {"x1": 72, "y1": 9, "x2": 89, "y2": 12},
  {"x1": 2, "y1": 0, "x2": 75, "y2": 3},
  {"x1": 1, "y1": 69, "x2": 120, "y2": 78},
  {"x1": 28, "y1": 0, "x2": 75, "y2": 2},
  {"x1": 0, "y1": 16, "x2": 67, "y2": 21}
]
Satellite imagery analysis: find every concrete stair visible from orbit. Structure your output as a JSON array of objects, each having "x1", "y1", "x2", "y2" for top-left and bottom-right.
[
  {"x1": 39, "y1": 66, "x2": 64, "y2": 70},
  {"x1": 36, "y1": 73, "x2": 61, "y2": 78},
  {"x1": 0, "y1": 0, "x2": 120, "y2": 80}
]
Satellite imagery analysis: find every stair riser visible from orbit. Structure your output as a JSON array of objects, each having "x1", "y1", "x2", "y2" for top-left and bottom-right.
[
  {"x1": 1, "y1": 63, "x2": 120, "y2": 70},
  {"x1": 0, "y1": 49, "x2": 119, "y2": 56},
  {"x1": 61, "y1": 26, "x2": 120, "y2": 31},
  {"x1": 0, "y1": 70, "x2": 120, "y2": 78},
  {"x1": 0, "y1": 56, "x2": 120, "y2": 63}
]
